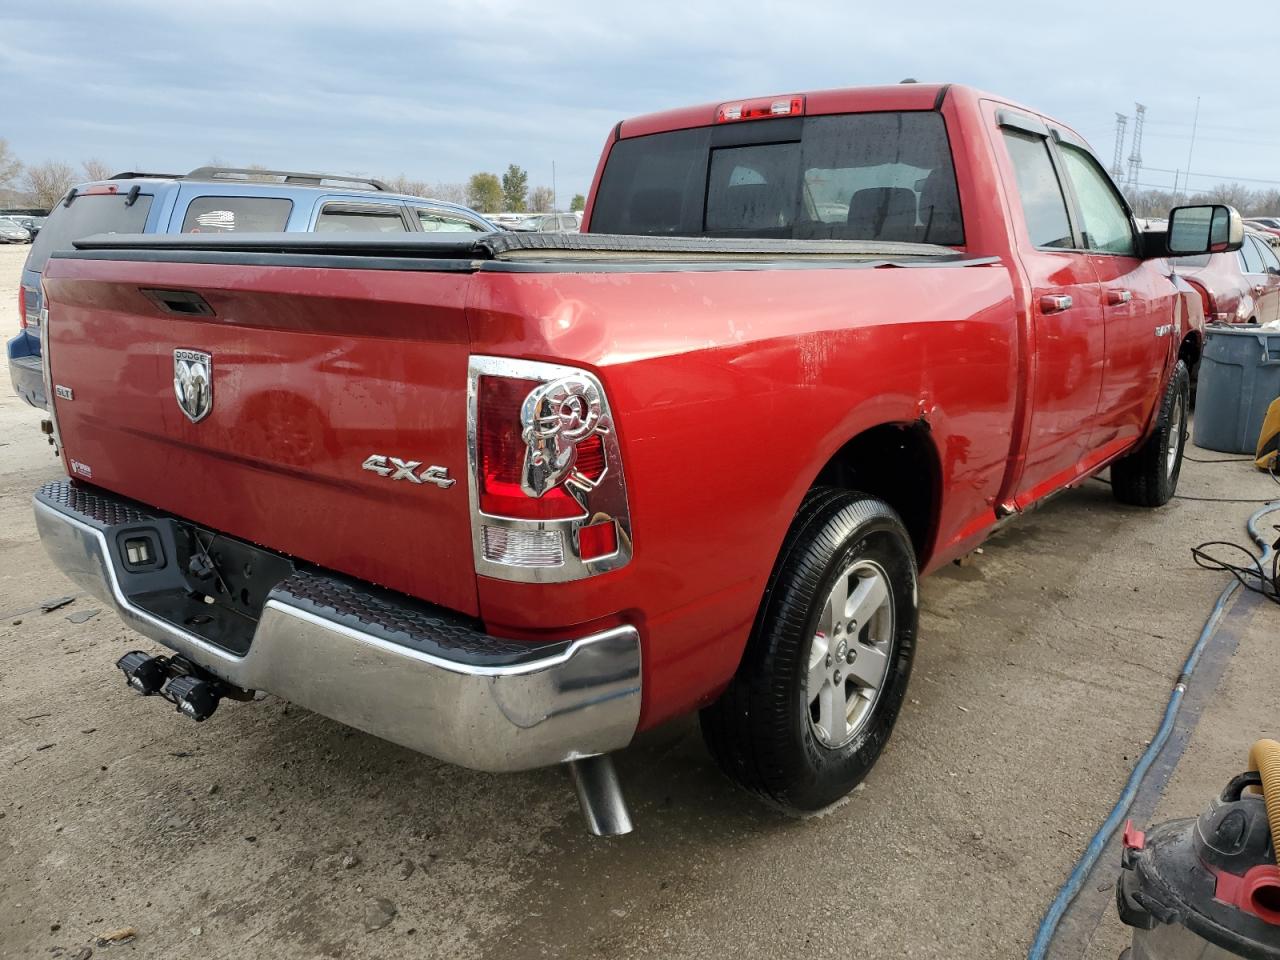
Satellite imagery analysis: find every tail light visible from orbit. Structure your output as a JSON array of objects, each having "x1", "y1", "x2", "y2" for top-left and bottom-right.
[
  {"x1": 18, "y1": 285, "x2": 25, "y2": 329},
  {"x1": 468, "y1": 356, "x2": 631, "y2": 582}
]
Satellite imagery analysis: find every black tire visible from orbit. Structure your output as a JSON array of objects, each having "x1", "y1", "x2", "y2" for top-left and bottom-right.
[
  {"x1": 700, "y1": 488, "x2": 918, "y2": 812},
  {"x1": 1110, "y1": 359, "x2": 1190, "y2": 507}
]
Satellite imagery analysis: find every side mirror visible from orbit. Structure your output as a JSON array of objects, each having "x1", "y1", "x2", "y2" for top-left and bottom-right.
[{"x1": 1166, "y1": 204, "x2": 1244, "y2": 256}]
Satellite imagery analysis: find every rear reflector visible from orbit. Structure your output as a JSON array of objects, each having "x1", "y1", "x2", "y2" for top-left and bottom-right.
[
  {"x1": 482, "y1": 525, "x2": 564, "y2": 567},
  {"x1": 577, "y1": 520, "x2": 619, "y2": 561},
  {"x1": 715, "y1": 95, "x2": 805, "y2": 123}
]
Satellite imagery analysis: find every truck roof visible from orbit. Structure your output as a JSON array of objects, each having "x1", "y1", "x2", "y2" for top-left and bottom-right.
[{"x1": 617, "y1": 82, "x2": 1044, "y2": 139}]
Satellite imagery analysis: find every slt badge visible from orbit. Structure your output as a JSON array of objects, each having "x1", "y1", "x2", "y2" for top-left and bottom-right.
[
  {"x1": 362, "y1": 455, "x2": 455, "y2": 489},
  {"x1": 174, "y1": 349, "x2": 213, "y2": 423}
]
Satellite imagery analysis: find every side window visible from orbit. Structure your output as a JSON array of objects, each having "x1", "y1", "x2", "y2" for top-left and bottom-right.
[
  {"x1": 416, "y1": 209, "x2": 484, "y2": 233},
  {"x1": 1256, "y1": 236, "x2": 1280, "y2": 273},
  {"x1": 1241, "y1": 237, "x2": 1267, "y2": 275},
  {"x1": 1058, "y1": 145, "x2": 1136, "y2": 255},
  {"x1": 315, "y1": 203, "x2": 408, "y2": 233},
  {"x1": 182, "y1": 196, "x2": 292, "y2": 233},
  {"x1": 1001, "y1": 131, "x2": 1074, "y2": 249}
]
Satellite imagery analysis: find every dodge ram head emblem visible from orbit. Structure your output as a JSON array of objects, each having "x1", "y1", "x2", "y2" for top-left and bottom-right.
[
  {"x1": 520, "y1": 374, "x2": 610, "y2": 497},
  {"x1": 173, "y1": 349, "x2": 213, "y2": 423}
]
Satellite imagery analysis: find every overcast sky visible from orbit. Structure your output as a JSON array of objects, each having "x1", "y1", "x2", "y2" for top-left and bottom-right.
[{"x1": 4, "y1": 0, "x2": 1280, "y2": 206}]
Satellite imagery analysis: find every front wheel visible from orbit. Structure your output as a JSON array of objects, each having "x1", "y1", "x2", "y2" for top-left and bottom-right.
[
  {"x1": 700, "y1": 489, "x2": 918, "y2": 813},
  {"x1": 1110, "y1": 359, "x2": 1190, "y2": 507}
]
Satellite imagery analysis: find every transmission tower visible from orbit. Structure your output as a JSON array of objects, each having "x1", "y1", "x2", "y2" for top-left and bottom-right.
[
  {"x1": 1125, "y1": 103, "x2": 1146, "y2": 190},
  {"x1": 1111, "y1": 113, "x2": 1129, "y2": 182}
]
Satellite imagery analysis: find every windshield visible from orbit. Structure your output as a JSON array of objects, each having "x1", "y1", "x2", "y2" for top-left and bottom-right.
[
  {"x1": 590, "y1": 111, "x2": 963, "y2": 245},
  {"x1": 27, "y1": 193, "x2": 154, "y2": 273}
]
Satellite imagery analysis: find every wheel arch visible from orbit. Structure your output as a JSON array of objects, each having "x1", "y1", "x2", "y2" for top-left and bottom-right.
[
  {"x1": 807, "y1": 420, "x2": 943, "y2": 570},
  {"x1": 1179, "y1": 329, "x2": 1202, "y2": 376}
]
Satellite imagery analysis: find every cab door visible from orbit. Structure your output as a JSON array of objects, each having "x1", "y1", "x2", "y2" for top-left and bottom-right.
[
  {"x1": 993, "y1": 116, "x2": 1108, "y2": 508},
  {"x1": 1053, "y1": 140, "x2": 1176, "y2": 453}
]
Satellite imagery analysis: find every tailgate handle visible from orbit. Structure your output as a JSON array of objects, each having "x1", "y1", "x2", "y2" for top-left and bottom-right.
[{"x1": 140, "y1": 288, "x2": 215, "y2": 317}]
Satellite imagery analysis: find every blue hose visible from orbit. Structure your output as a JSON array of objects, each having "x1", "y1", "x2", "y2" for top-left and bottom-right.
[{"x1": 1027, "y1": 501, "x2": 1280, "y2": 960}]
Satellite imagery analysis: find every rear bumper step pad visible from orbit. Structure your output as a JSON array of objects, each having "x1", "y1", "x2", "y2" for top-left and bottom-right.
[{"x1": 33, "y1": 479, "x2": 641, "y2": 771}]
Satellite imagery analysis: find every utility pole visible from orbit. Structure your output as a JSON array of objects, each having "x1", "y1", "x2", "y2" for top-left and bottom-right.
[
  {"x1": 1126, "y1": 103, "x2": 1146, "y2": 191},
  {"x1": 1111, "y1": 113, "x2": 1128, "y2": 182}
]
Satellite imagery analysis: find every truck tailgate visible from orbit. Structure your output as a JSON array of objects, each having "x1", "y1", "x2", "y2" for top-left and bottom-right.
[{"x1": 42, "y1": 257, "x2": 479, "y2": 617}]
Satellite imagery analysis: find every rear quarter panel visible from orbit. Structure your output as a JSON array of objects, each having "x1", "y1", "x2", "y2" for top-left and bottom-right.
[{"x1": 467, "y1": 262, "x2": 1017, "y2": 727}]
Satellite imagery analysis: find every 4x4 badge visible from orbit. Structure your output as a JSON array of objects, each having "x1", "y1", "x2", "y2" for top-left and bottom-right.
[
  {"x1": 173, "y1": 349, "x2": 213, "y2": 423},
  {"x1": 362, "y1": 455, "x2": 455, "y2": 489}
]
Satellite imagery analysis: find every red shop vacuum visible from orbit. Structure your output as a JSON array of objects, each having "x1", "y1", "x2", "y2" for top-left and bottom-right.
[{"x1": 1117, "y1": 740, "x2": 1280, "y2": 958}]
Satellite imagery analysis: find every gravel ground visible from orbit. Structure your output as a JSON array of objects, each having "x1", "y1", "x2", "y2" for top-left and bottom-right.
[{"x1": 0, "y1": 240, "x2": 1276, "y2": 959}]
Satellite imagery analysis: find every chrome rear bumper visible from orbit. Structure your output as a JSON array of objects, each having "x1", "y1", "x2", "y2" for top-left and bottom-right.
[{"x1": 34, "y1": 481, "x2": 641, "y2": 772}]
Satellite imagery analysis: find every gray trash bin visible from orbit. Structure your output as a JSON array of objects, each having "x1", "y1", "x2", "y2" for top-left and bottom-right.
[{"x1": 1192, "y1": 325, "x2": 1280, "y2": 454}]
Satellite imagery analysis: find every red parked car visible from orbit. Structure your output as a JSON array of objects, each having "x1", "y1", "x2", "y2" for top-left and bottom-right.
[
  {"x1": 1244, "y1": 217, "x2": 1280, "y2": 241},
  {"x1": 1175, "y1": 230, "x2": 1280, "y2": 325},
  {"x1": 31, "y1": 83, "x2": 1238, "y2": 834}
]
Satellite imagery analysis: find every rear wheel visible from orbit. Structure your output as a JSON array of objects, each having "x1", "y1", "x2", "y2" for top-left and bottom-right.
[
  {"x1": 1110, "y1": 360, "x2": 1189, "y2": 507},
  {"x1": 700, "y1": 489, "x2": 918, "y2": 812}
]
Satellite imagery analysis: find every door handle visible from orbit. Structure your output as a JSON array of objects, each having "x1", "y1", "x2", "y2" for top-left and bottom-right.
[
  {"x1": 1040, "y1": 294, "x2": 1073, "y2": 314},
  {"x1": 1108, "y1": 289, "x2": 1133, "y2": 305}
]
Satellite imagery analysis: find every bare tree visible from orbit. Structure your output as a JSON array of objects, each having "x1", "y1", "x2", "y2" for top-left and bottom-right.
[
  {"x1": 1125, "y1": 183, "x2": 1280, "y2": 218},
  {"x1": 1194, "y1": 182, "x2": 1255, "y2": 212},
  {"x1": 23, "y1": 160, "x2": 78, "y2": 209},
  {"x1": 81, "y1": 157, "x2": 113, "y2": 182},
  {"x1": 384, "y1": 173, "x2": 430, "y2": 197},
  {"x1": 528, "y1": 185, "x2": 554, "y2": 213},
  {"x1": 0, "y1": 138, "x2": 21, "y2": 188},
  {"x1": 429, "y1": 182, "x2": 467, "y2": 205},
  {"x1": 1254, "y1": 189, "x2": 1280, "y2": 216}
]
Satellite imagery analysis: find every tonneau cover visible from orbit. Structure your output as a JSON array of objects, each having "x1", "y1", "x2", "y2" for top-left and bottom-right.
[{"x1": 69, "y1": 230, "x2": 965, "y2": 262}]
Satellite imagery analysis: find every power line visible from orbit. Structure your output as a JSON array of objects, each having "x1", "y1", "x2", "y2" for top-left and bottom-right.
[
  {"x1": 1143, "y1": 165, "x2": 1280, "y2": 187},
  {"x1": 1181, "y1": 96, "x2": 1200, "y2": 198}
]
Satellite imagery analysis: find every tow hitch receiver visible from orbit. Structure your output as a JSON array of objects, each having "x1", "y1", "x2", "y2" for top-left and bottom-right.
[{"x1": 115, "y1": 651, "x2": 252, "y2": 722}]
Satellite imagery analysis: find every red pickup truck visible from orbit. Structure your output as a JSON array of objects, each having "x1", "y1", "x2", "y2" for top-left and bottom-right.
[{"x1": 31, "y1": 83, "x2": 1240, "y2": 835}]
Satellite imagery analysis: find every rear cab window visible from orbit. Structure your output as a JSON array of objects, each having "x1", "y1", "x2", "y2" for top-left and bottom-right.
[
  {"x1": 181, "y1": 196, "x2": 292, "y2": 233},
  {"x1": 590, "y1": 111, "x2": 964, "y2": 245},
  {"x1": 27, "y1": 192, "x2": 155, "y2": 273}
]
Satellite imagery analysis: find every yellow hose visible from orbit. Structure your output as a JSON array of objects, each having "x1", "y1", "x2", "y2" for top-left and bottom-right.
[{"x1": 1247, "y1": 738, "x2": 1280, "y2": 866}]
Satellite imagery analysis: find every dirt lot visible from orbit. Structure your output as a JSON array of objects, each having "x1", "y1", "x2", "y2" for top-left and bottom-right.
[{"x1": 1, "y1": 240, "x2": 1277, "y2": 960}]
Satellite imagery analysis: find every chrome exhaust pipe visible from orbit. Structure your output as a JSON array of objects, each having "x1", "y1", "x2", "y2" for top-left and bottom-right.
[{"x1": 567, "y1": 754, "x2": 633, "y2": 836}]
